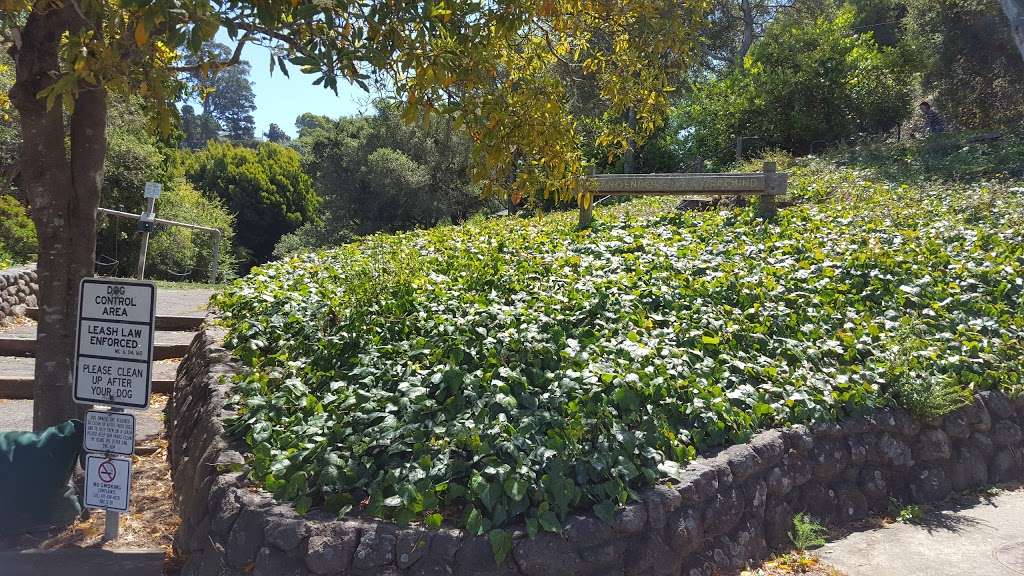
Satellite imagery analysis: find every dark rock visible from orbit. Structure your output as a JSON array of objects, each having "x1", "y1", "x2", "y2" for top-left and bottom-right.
[
  {"x1": 211, "y1": 489, "x2": 242, "y2": 536},
  {"x1": 265, "y1": 517, "x2": 308, "y2": 551},
  {"x1": 979, "y1": 391, "x2": 1015, "y2": 419},
  {"x1": 189, "y1": 538, "x2": 228, "y2": 576},
  {"x1": 641, "y1": 486, "x2": 682, "y2": 532},
  {"x1": 868, "y1": 409, "x2": 899, "y2": 433},
  {"x1": 623, "y1": 535, "x2": 677, "y2": 576},
  {"x1": 942, "y1": 412, "x2": 972, "y2": 439},
  {"x1": 892, "y1": 409, "x2": 920, "y2": 437},
  {"x1": 565, "y1": 515, "x2": 615, "y2": 545},
  {"x1": 577, "y1": 539, "x2": 626, "y2": 571},
  {"x1": 766, "y1": 467, "x2": 792, "y2": 497},
  {"x1": 833, "y1": 484, "x2": 869, "y2": 523},
  {"x1": 305, "y1": 522, "x2": 359, "y2": 575},
  {"x1": 721, "y1": 444, "x2": 762, "y2": 482},
  {"x1": 668, "y1": 508, "x2": 704, "y2": 557},
  {"x1": 992, "y1": 420, "x2": 1023, "y2": 447},
  {"x1": 915, "y1": 429, "x2": 953, "y2": 461},
  {"x1": 948, "y1": 449, "x2": 988, "y2": 491},
  {"x1": 783, "y1": 453, "x2": 813, "y2": 487},
  {"x1": 875, "y1": 434, "x2": 914, "y2": 467},
  {"x1": 990, "y1": 449, "x2": 1023, "y2": 483},
  {"x1": 613, "y1": 504, "x2": 647, "y2": 535},
  {"x1": 909, "y1": 465, "x2": 951, "y2": 504},
  {"x1": 454, "y1": 536, "x2": 519, "y2": 576},
  {"x1": 24, "y1": 294, "x2": 37, "y2": 308},
  {"x1": 512, "y1": 533, "x2": 581, "y2": 576},
  {"x1": 749, "y1": 430, "x2": 786, "y2": 468},
  {"x1": 254, "y1": 547, "x2": 308, "y2": 576},
  {"x1": 703, "y1": 487, "x2": 745, "y2": 538},
  {"x1": 764, "y1": 499, "x2": 794, "y2": 550},
  {"x1": 731, "y1": 519, "x2": 769, "y2": 566},
  {"x1": 408, "y1": 557, "x2": 455, "y2": 576},
  {"x1": 964, "y1": 399, "x2": 992, "y2": 433},
  {"x1": 675, "y1": 462, "x2": 719, "y2": 504},
  {"x1": 799, "y1": 484, "x2": 837, "y2": 525},
  {"x1": 429, "y1": 530, "x2": 463, "y2": 562},
  {"x1": 963, "y1": 433, "x2": 995, "y2": 458},
  {"x1": 1013, "y1": 396, "x2": 1024, "y2": 418},
  {"x1": 848, "y1": 436, "x2": 869, "y2": 464},
  {"x1": 745, "y1": 480, "x2": 768, "y2": 520},
  {"x1": 353, "y1": 524, "x2": 397, "y2": 569},
  {"x1": 705, "y1": 456, "x2": 734, "y2": 488},
  {"x1": 397, "y1": 530, "x2": 432, "y2": 569},
  {"x1": 812, "y1": 439, "x2": 850, "y2": 481},
  {"x1": 809, "y1": 422, "x2": 844, "y2": 438},
  {"x1": 226, "y1": 507, "x2": 266, "y2": 567}
]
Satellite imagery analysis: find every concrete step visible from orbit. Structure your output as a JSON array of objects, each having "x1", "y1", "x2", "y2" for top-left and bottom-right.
[
  {"x1": 0, "y1": 357, "x2": 181, "y2": 399},
  {"x1": 0, "y1": 377, "x2": 175, "y2": 399},
  {"x1": 0, "y1": 331, "x2": 194, "y2": 360},
  {"x1": 0, "y1": 548, "x2": 164, "y2": 576},
  {"x1": 25, "y1": 307, "x2": 204, "y2": 331}
]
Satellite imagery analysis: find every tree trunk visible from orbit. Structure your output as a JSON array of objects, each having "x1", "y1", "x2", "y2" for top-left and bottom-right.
[
  {"x1": 623, "y1": 108, "x2": 637, "y2": 174},
  {"x1": 1002, "y1": 0, "x2": 1024, "y2": 61},
  {"x1": 738, "y1": 0, "x2": 755, "y2": 64},
  {"x1": 11, "y1": 7, "x2": 106, "y2": 431}
]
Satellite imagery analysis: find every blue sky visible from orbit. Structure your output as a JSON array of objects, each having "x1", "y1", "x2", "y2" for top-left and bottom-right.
[{"x1": 214, "y1": 32, "x2": 376, "y2": 138}]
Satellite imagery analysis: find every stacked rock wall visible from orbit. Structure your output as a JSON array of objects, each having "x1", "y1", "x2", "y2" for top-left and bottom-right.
[
  {"x1": 0, "y1": 266, "x2": 38, "y2": 325},
  {"x1": 169, "y1": 326, "x2": 1024, "y2": 576}
]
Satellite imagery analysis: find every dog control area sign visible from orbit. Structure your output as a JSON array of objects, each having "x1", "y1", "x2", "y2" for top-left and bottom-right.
[{"x1": 73, "y1": 278, "x2": 156, "y2": 409}]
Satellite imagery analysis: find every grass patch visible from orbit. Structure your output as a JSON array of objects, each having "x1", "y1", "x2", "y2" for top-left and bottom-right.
[{"x1": 213, "y1": 155, "x2": 1024, "y2": 545}]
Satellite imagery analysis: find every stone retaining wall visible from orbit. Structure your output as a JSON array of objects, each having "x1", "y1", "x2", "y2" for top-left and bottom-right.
[
  {"x1": 169, "y1": 326, "x2": 1024, "y2": 576},
  {"x1": 0, "y1": 265, "x2": 38, "y2": 325}
]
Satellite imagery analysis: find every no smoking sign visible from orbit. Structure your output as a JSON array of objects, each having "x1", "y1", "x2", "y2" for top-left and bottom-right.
[{"x1": 85, "y1": 454, "x2": 132, "y2": 513}]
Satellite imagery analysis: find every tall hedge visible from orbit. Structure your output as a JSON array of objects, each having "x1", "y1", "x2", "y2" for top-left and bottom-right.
[{"x1": 186, "y1": 141, "x2": 318, "y2": 266}]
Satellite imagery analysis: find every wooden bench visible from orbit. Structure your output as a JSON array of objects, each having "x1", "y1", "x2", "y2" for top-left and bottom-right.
[{"x1": 578, "y1": 161, "x2": 788, "y2": 228}]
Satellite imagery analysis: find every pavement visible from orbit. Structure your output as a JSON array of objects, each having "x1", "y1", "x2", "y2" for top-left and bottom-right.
[{"x1": 820, "y1": 487, "x2": 1024, "y2": 576}]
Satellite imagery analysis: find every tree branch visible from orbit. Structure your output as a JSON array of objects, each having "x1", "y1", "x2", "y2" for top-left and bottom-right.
[{"x1": 169, "y1": 32, "x2": 252, "y2": 73}]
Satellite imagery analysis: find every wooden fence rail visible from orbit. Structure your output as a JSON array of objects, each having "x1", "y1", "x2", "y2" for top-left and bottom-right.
[{"x1": 578, "y1": 161, "x2": 788, "y2": 229}]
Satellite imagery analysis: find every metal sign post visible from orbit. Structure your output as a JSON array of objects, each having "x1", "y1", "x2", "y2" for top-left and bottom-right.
[{"x1": 77, "y1": 181, "x2": 161, "y2": 541}]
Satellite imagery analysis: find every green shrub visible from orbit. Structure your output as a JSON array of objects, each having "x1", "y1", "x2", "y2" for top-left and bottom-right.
[
  {"x1": 0, "y1": 195, "x2": 37, "y2": 263},
  {"x1": 214, "y1": 159, "x2": 1023, "y2": 546},
  {"x1": 789, "y1": 513, "x2": 828, "y2": 551},
  {"x1": 680, "y1": 6, "x2": 914, "y2": 166},
  {"x1": 148, "y1": 179, "x2": 237, "y2": 282},
  {"x1": 185, "y1": 141, "x2": 318, "y2": 265}
]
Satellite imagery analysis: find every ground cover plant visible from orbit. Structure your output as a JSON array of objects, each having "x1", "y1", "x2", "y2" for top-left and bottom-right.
[{"x1": 214, "y1": 157, "x2": 1024, "y2": 560}]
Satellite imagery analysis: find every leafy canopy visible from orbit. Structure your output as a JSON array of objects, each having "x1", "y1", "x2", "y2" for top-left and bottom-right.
[
  {"x1": 1, "y1": 0, "x2": 710, "y2": 203},
  {"x1": 680, "y1": 6, "x2": 914, "y2": 166},
  {"x1": 184, "y1": 141, "x2": 317, "y2": 265}
]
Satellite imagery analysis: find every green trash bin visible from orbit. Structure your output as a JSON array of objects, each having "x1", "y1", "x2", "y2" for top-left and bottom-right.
[{"x1": 0, "y1": 419, "x2": 84, "y2": 535}]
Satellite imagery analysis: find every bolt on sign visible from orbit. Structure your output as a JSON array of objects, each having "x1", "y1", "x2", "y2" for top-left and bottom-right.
[
  {"x1": 73, "y1": 279, "x2": 156, "y2": 409},
  {"x1": 84, "y1": 454, "x2": 132, "y2": 513}
]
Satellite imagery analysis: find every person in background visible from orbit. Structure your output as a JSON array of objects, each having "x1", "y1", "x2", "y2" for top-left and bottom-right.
[{"x1": 919, "y1": 101, "x2": 946, "y2": 135}]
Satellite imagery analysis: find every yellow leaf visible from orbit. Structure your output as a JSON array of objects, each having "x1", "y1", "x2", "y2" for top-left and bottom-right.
[{"x1": 134, "y1": 21, "x2": 148, "y2": 47}]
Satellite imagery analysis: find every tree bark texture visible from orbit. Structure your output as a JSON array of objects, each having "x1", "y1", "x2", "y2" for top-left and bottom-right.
[
  {"x1": 1002, "y1": 0, "x2": 1024, "y2": 61},
  {"x1": 10, "y1": 7, "x2": 106, "y2": 431}
]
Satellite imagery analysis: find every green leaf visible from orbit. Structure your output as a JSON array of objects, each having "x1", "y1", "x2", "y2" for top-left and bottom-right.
[
  {"x1": 592, "y1": 501, "x2": 616, "y2": 525},
  {"x1": 466, "y1": 508, "x2": 485, "y2": 536},
  {"x1": 489, "y1": 529, "x2": 513, "y2": 564},
  {"x1": 426, "y1": 513, "x2": 444, "y2": 529}
]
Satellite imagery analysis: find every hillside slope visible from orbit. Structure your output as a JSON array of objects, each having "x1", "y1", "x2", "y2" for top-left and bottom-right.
[{"x1": 213, "y1": 140, "x2": 1024, "y2": 537}]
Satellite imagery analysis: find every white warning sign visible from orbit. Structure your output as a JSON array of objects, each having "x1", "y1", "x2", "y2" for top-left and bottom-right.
[
  {"x1": 73, "y1": 279, "x2": 155, "y2": 409},
  {"x1": 84, "y1": 410, "x2": 135, "y2": 456},
  {"x1": 84, "y1": 454, "x2": 132, "y2": 513}
]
